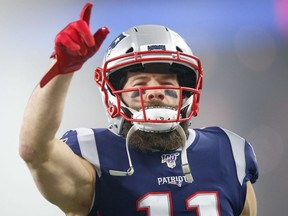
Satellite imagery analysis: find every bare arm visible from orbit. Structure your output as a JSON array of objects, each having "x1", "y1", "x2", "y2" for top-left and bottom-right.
[
  {"x1": 19, "y1": 71, "x2": 95, "y2": 215},
  {"x1": 19, "y1": 3, "x2": 109, "y2": 215},
  {"x1": 240, "y1": 181, "x2": 257, "y2": 216}
]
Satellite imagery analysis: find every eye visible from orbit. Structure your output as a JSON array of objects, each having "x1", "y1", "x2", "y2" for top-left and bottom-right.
[
  {"x1": 161, "y1": 82, "x2": 173, "y2": 85},
  {"x1": 160, "y1": 81, "x2": 177, "y2": 86},
  {"x1": 133, "y1": 81, "x2": 146, "y2": 87}
]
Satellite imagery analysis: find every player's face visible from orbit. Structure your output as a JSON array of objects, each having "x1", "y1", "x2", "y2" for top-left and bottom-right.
[{"x1": 121, "y1": 72, "x2": 180, "y2": 109}]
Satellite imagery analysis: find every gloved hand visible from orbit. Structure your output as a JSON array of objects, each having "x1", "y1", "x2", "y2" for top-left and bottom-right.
[{"x1": 40, "y1": 2, "x2": 109, "y2": 87}]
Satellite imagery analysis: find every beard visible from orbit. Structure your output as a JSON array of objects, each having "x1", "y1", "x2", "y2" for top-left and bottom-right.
[{"x1": 120, "y1": 120, "x2": 189, "y2": 152}]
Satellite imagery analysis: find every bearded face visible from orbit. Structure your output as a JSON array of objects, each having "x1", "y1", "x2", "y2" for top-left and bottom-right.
[{"x1": 118, "y1": 71, "x2": 190, "y2": 152}]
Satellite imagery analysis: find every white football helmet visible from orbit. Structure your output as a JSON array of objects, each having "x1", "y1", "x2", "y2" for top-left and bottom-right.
[{"x1": 95, "y1": 24, "x2": 203, "y2": 135}]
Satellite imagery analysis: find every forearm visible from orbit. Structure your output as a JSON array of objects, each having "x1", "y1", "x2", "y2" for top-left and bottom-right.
[{"x1": 19, "y1": 68, "x2": 73, "y2": 163}]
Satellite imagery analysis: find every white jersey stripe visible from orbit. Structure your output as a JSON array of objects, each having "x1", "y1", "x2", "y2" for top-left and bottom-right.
[
  {"x1": 76, "y1": 128, "x2": 102, "y2": 177},
  {"x1": 222, "y1": 128, "x2": 246, "y2": 186},
  {"x1": 187, "y1": 129, "x2": 196, "y2": 148}
]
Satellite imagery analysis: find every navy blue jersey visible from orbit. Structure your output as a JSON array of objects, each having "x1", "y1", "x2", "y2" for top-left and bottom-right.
[{"x1": 60, "y1": 127, "x2": 258, "y2": 216}]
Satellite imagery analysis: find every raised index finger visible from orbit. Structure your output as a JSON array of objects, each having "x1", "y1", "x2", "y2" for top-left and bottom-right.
[{"x1": 80, "y1": 2, "x2": 93, "y2": 26}]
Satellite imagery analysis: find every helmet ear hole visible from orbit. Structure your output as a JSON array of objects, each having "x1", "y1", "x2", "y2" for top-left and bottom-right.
[
  {"x1": 126, "y1": 47, "x2": 134, "y2": 53},
  {"x1": 176, "y1": 46, "x2": 183, "y2": 52}
]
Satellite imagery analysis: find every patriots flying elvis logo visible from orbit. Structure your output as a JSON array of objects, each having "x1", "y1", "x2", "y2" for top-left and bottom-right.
[{"x1": 106, "y1": 33, "x2": 127, "y2": 58}]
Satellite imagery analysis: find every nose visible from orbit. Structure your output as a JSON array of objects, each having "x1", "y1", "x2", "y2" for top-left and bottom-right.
[{"x1": 146, "y1": 89, "x2": 165, "y2": 101}]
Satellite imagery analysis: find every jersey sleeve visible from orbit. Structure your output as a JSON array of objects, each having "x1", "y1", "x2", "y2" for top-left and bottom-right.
[
  {"x1": 221, "y1": 128, "x2": 259, "y2": 185},
  {"x1": 60, "y1": 130, "x2": 82, "y2": 157},
  {"x1": 60, "y1": 128, "x2": 101, "y2": 175},
  {"x1": 245, "y1": 141, "x2": 259, "y2": 184}
]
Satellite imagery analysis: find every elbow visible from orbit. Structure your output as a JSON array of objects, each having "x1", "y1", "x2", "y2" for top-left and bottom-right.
[
  {"x1": 19, "y1": 142, "x2": 37, "y2": 163},
  {"x1": 19, "y1": 126, "x2": 52, "y2": 165},
  {"x1": 19, "y1": 129, "x2": 39, "y2": 163},
  {"x1": 19, "y1": 134, "x2": 52, "y2": 166}
]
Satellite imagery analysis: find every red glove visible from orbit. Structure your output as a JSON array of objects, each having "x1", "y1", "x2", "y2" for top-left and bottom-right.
[{"x1": 40, "y1": 2, "x2": 109, "y2": 88}]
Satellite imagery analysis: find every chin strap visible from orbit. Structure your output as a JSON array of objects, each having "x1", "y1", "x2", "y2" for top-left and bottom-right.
[
  {"x1": 175, "y1": 125, "x2": 194, "y2": 183},
  {"x1": 109, "y1": 124, "x2": 193, "y2": 183},
  {"x1": 109, "y1": 125, "x2": 136, "y2": 176}
]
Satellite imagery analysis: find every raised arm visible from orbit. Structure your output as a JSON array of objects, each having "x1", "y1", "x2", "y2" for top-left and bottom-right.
[{"x1": 19, "y1": 3, "x2": 109, "y2": 215}]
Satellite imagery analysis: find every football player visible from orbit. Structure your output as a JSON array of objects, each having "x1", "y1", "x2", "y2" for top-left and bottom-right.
[{"x1": 19, "y1": 3, "x2": 258, "y2": 216}]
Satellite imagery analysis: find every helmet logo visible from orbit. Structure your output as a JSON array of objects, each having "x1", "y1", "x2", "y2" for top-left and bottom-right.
[
  {"x1": 147, "y1": 44, "x2": 166, "y2": 51},
  {"x1": 106, "y1": 33, "x2": 127, "y2": 58}
]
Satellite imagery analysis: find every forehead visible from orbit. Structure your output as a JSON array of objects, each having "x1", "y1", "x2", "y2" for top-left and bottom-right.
[{"x1": 126, "y1": 72, "x2": 177, "y2": 81}]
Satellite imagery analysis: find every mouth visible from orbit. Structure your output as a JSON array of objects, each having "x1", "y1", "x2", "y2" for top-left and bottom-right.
[
  {"x1": 133, "y1": 106, "x2": 179, "y2": 121},
  {"x1": 131, "y1": 104, "x2": 178, "y2": 112},
  {"x1": 131, "y1": 107, "x2": 181, "y2": 132},
  {"x1": 144, "y1": 106, "x2": 177, "y2": 110}
]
